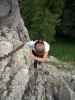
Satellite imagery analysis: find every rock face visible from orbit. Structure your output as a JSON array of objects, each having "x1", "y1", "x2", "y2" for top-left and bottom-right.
[
  {"x1": 22, "y1": 59, "x2": 75, "y2": 100},
  {"x1": 0, "y1": 0, "x2": 75, "y2": 100},
  {"x1": 0, "y1": 36, "x2": 30, "y2": 100},
  {"x1": 0, "y1": 0, "x2": 30, "y2": 42}
]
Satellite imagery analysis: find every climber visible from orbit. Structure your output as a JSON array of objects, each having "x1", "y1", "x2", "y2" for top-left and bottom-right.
[{"x1": 26, "y1": 39, "x2": 50, "y2": 63}]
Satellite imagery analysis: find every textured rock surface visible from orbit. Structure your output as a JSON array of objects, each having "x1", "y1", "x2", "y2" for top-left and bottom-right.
[
  {"x1": 0, "y1": 38, "x2": 75, "y2": 100},
  {"x1": 22, "y1": 60, "x2": 75, "y2": 100},
  {"x1": 0, "y1": 0, "x2": 75, "y2": 100},
  {"x1": 0, "y1": 37, "x2": 31, "y2": 100},
  {"x1": 0, "y1": 0, "x2": 30, "y2": 42}
]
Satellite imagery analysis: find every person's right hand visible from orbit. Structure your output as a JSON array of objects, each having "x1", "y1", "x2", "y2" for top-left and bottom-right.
[{"x1": 28, "y1": 52, "x2": 35, "y2": 60}]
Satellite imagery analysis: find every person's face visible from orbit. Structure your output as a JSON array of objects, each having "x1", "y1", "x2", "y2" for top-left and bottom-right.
[{"x1": 36, "y1": 43, "x2": 44, "y2": 50}]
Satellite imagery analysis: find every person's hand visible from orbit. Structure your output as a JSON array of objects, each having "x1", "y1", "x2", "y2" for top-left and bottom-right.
[{"x1": 28, "y1": 53, "x2": 35, "y2": 60}]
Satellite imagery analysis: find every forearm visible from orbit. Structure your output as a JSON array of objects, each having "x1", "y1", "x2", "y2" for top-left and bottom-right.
[
  {"x1": 34, "y1": 56, "x2": 49, "y2": 62},
  {"x1": 29, "y1": 52, "x2": 49, "y2": 62}
]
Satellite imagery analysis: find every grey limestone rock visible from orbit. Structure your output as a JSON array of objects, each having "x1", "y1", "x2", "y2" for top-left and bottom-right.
[{"x1": 0, "y1": 0, "x2": 75, "y2": 100}]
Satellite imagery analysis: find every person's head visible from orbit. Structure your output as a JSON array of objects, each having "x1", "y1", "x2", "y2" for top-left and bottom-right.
[{"x1": 34, "y1": 40, "x2": 45, "y2": 54}]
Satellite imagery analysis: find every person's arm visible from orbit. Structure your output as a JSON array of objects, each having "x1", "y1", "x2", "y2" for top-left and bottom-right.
[
  {"x1": 28, "y1": 41, "x2": 50, "y2": 62},
  {"x1": 35, "y1": 52, "x2": 49, "y2": 62},
  {"x1": 29, "y1": 51, "x2": 49, "y2": 62}
]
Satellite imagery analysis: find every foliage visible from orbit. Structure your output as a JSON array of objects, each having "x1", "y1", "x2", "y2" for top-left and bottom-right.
[
  {"x1": 50, "y1": 37, "x2": 75, "y2": 62},
  {"x1": 20, "y1": 0, "x2": 64, "y2": 43},
  {"x1": 20, "y1": 0, "x2": 75, "y2": 62}
]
